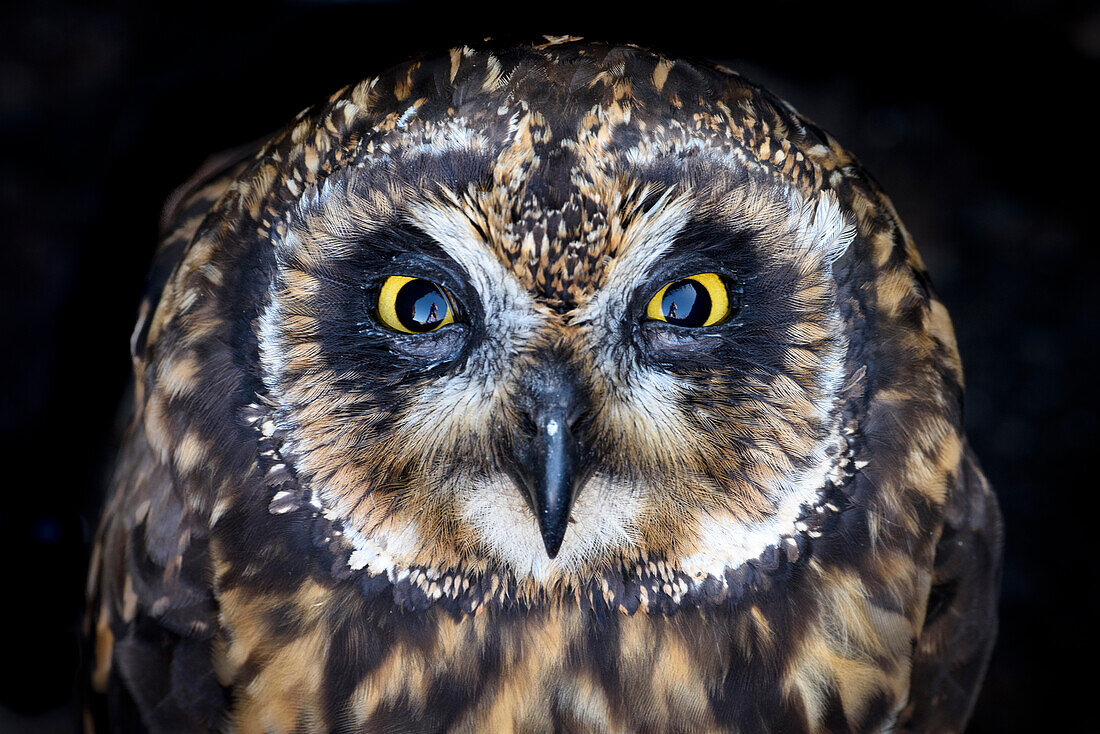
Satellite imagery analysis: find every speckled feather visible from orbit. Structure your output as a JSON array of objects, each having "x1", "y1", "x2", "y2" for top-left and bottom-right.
[{"x1": 86, "y1": 39, "x2": 1002, "y2": 733}]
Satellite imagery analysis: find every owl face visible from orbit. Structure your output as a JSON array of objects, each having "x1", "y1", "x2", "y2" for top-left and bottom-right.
[
  {"x1": 249, "y1": 48, "x2": 858, "y2": 585},
  {"x1": 93, "y1": 42, "x2": 997, "y2": 733}
]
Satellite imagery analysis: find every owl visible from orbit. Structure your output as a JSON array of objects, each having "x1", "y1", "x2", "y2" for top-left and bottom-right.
[{"x1": 85, "y1": 38, "x2": 1002, "y2": 733}]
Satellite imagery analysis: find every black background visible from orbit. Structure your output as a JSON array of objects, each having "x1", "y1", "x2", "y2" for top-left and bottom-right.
[{"x1": 1, "y1": 1, "x2": 1095, "y2": 731}]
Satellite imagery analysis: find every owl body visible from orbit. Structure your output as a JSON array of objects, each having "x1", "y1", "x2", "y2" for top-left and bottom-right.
[{"x1": 86, "y1": 40, "x2": 1002, "y2": 733}]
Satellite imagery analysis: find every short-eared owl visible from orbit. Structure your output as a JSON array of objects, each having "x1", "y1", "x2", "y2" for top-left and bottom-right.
[{"x1": 86, "y1": 38, "x2": 1002, "y2": 733}]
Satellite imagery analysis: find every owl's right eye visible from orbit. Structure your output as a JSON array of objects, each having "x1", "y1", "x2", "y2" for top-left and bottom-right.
[
  {"x1": 376, "y1": 276, "x2": 457, "y2": 334},
  {"x1": 645, "y1": 272, "x2": 733, "y2": 327}
]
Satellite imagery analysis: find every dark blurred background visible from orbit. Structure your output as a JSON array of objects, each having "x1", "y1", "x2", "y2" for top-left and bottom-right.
[{"x1": 1, "y1": 1, "x2": 1095, "y2": 731}]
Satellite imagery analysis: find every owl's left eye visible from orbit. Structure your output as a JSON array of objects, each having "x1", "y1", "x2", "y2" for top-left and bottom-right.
[
  {"x1": 645, "y1": 272, "x2": 733, "y2": 327},
  {"x1": 376, "y1": 276, "x2": 457, "y2": 333}
]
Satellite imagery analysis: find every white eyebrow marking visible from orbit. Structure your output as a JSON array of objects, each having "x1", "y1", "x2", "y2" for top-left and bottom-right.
[
  {"x1": 402, "y1": 198, "x2": 536, "y2": 323},
  {"x1": 573, "y1": 189, "x2": 694, "y2": 326}
]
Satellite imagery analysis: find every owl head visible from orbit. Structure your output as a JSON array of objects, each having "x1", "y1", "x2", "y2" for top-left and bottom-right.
[{"x1": 140, "y1": 39, "x2": 963, "y2": 607}]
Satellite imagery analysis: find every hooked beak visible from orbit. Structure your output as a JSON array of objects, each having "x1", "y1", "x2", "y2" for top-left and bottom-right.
[{"x1": 511, "y1": 373, "x2": 588, "y2": 559}]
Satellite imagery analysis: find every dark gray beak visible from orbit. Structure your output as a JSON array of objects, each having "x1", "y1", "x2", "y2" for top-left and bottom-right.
[{"x1": 511, "y1": 369, "x2": 588, "y2": 559}]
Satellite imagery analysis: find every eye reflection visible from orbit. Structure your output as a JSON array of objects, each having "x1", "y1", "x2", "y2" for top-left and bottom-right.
[
  {"x1": 661, "y1": 280, "x2": 711, "y2": 326},
  {"x1": 395, "y1": 280, "x2": 448, "y2": 331}
]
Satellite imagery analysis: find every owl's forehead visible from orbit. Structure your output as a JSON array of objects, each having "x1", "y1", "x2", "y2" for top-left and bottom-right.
[
  {"x1": 252, "y1": 42, "x2": 844, "y2": 311},
  {"x1": 318, "y1": 45, "x2": 827, "y2": 308},
  {"x1": 356, "y1": 115, "x2": 687, "y2": 309}
]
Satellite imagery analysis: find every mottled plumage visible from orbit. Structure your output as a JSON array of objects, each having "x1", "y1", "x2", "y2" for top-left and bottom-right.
[{"x1": 86, "y1": 38, "x2": 1002, "y2": 733}]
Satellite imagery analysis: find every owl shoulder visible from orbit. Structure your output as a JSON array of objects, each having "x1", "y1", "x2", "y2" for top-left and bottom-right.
[
  {"x1": 899, "y1": 443, "x2": 1003, "y2": 732},
  {"x1": 83, "y1": 147, "x2": 256, "y2": 731}
]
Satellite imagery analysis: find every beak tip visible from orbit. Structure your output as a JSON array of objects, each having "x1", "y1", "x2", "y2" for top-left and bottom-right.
[
  {"x1": 543, "y1": 537, "x2": 563, "y2": 559},
  {"x1": 542, "y1": 533, "x2": 564, "y2": 559}
]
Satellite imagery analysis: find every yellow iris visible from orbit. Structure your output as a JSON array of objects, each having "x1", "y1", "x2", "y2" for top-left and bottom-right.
[
  {"x1": 645, "y1": 272, "x2": 730, "y2": 327},
  {"x1": 377, "y1": 276, "x2": 456, "y2": 334}
]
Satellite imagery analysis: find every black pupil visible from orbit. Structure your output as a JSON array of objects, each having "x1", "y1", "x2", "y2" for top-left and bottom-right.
[
  {"x1": 661, "y1": 279, "x2": 712, "y2": 326},
  {"x1": 395, "y1": 279, "x2": 449, "y2": 332}
]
